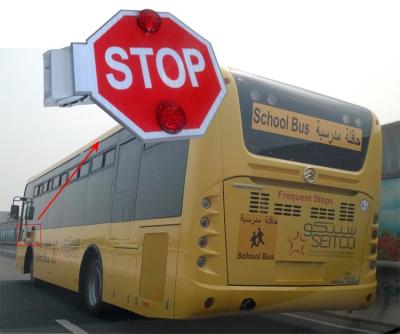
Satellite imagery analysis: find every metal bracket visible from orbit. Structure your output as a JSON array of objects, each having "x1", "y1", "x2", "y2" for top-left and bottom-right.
[{"x1": 43, "y1": 46, "x2": 93, "y2": 107}]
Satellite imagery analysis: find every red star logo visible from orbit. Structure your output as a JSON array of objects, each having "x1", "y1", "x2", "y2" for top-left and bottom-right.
[{"x1": 288, "y1": 231, "x2": 307, "y2": 255}]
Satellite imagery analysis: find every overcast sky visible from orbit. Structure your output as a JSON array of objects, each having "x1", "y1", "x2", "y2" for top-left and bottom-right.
[{"x1": 0, "y1": 0, "x2": 399, "y2": 211}]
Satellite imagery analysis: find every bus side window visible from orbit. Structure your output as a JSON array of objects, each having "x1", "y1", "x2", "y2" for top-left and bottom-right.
[
  {"x1": 135, "y1": 140, "x2": 189, "y2": 220},
  {"x1": 60, "y1": 172, "x2": 67, "y2": 186},
  {"x1": 111, "y1": 140, "x2": 140, "y2": 222},
  {"x1": 79, "y1": 162, "x2": 90, "y2": 178},
  {"x1": 91, "y1": 154, "x2": 103, "y2": 173},
  {"x1": 42, "y1": 180, "x2": 50, "y2": 193},
  {"x1": 104, "y1": 148, "x2": 116, "y2": 167},
  {"x1": 53, "y1": 175, "x2": 61, "y2": 189},
  {"x1": 38, "y1": 184, "x2": 44, "y2": 196},
  {"x1": 69, "y1": 166, "x2": 78, "y2": 181}
]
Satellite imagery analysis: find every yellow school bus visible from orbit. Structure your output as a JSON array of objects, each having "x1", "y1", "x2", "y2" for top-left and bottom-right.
[{"x1": 14, "y1": 69, "x2": 381, "y2": 318}]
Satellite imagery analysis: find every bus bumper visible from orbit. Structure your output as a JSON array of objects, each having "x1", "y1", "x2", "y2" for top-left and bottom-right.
[{"x1": 173, "y1": 281, "x2": 377, "y2": 318}]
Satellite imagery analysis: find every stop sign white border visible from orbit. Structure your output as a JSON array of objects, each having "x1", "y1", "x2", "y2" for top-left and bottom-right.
[{"x1": 72, "y1": 10, "x2": 227, "y2": 142}]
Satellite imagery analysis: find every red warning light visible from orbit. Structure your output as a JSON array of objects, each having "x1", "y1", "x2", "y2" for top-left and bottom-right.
[
  {"x1": 156, "y1": 101, "x2": 187, "y2": 134},
  {"x1": 137, "y1": 9, "x2": 161, "y2": 33}
]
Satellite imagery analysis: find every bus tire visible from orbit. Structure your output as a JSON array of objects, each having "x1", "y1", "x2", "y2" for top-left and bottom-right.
[{"x1": 84, "y1": 258, "x2": 104, "y2": 316}]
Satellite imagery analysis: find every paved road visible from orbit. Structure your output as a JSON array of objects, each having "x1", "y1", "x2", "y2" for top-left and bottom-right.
[{"x1": 0, "y1": 245, "x2": 398, "y2": 334}]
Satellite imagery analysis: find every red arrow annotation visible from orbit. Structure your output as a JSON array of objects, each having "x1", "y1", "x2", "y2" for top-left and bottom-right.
[{"x1": 37, "y1": 141, "x2": 100, "y2": 221}]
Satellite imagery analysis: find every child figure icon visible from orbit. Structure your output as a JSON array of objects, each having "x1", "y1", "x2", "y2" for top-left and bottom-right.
[{"x1": 249, "y1": 228, "x2": 265, "y2": 247}]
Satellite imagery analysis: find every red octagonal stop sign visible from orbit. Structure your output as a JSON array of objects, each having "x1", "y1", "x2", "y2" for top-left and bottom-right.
[{"x1": 72, "y1": 10, "x2": 227, "y2": 141}]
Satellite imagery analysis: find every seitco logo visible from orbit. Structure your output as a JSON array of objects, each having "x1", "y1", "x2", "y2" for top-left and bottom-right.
[{"x1": 303, "y1": 167, "x2": 317, "y2": 183}]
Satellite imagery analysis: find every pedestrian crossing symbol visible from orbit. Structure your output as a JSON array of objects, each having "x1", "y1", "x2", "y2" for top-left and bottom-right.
[
  {"x1": 250, "y1": 227, "x2": 265, "y2": 248},
  {"x1": 237, "y1": 213, "x2": 277, "y2": 260}
]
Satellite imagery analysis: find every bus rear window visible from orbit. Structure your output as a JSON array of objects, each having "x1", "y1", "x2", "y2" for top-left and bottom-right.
[{"x1": 232, "y1": 71, "x2": 372, "y2": 171}]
